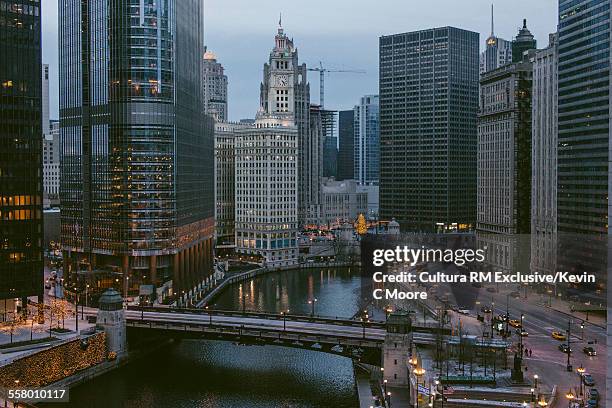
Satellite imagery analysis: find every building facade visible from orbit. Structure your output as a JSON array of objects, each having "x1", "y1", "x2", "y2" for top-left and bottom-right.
[
  {"x1": 557, "y1": 0, "x2": 611, "y2": 235},
  {"x1": 234, "y1": 22, "x2": 299, "y2": 267},
  {"x1": 321, "y1": 178, "x2": 367, "y2": 225},
  {"x1": 379, "y1": 27, "x2": 479, "y2": 232},
  {"x1": 214, "y1": 121, "x2": 249, "y2": 248},
  {"x1": 0, "y1": 0, "x2": 44, "y2": 304},
  {"x1": 203, "y1": 48, "x2": 228, "y2": 122},
  {"x1": 43, "y1": 120, "x2": 60, "y2": 208},
  {"x1": 354, "y1": 95, "x2": 380, "y2": 186},
  {"x1": 321, "y1": 109, "x2": 338, "y2": 179},
  {"x1": 59, "y1": 0, "x2": 214, "y2": 298},
  {"x1": 531, "y1": 33, "x2": 558, "y2": 274},
  {"x1": 259, "y1": 22, "x2": 313, "y2": 226},
  {"x1": 337, "y1": 110, "x2": 355, "y2": 181},
  {"x1": 478, "y1": 57, "x2": 534, "y2": 235}
]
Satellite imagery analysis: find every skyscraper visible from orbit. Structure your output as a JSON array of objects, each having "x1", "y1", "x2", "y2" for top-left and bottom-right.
[
  {"x1": 531, "y1": 33, "x2": 558, "y2": 274},
  {"x1": 321, "y1": 109, "x2": 338, "y2": 179},
  {"x1": 60, "y1": 0, "x2": 214, "y2": 299},
  {"x1": 480, "y1": 5, "x2": 513, "y2": 74},
  {"x1": 557, "y1": 0, "x2": 610, "y2": 235},
  {"x1": 354, "y1": 95, "x2": 380, "y2": 186},
  {"x1": 379, "y1": 27, "x2": 479, "y2": 232},
  {"x1": 478, "y1": 48, "x2": 535, "y2": 236},
  {"x1": 258, "y1": 20, "x2": 313, "y2": 226},
  {"x1": 337, "y1": 110, "x2": 355, "y2": 181},
  {"x1": 0, "y1": 0, "x2": 44, "y2": 306},
  {"x1": 203, "y1": 48, "x2": 228, "y2": 122},
  {"x1": 234, "y1": 22, "x2": 299, "y2": 266}
]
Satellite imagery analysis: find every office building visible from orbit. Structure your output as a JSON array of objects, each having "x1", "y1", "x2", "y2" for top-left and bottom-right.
[
  {"x1": 42, "y1": 64, "x2": 50, "y2": 135},
  {"x1": 480, "y1": 5, "x2": 513, "y2": 74},
  {"x1": 60, "y1": 0, "x2": 214, "y2": 298},
  {"x1": 321, "y1": 109, "x2": 338, "y2": 178},
  {"x1": 234, "y1": 22, "x2": 299, "y2": 266},
  {"x1": 321, "y1": 178, "x2": 367, "y2": 225},
  {"x1": 379, "y1": 27, "x2": 479, "y2": 232},
  {"x1": 354, "y1": 95, "x2": 380, "y2": 185},
  {"x1": 203, "y1": 48, "x2": 228, "y2": 122},
  {"x1": 531, "y1": 33, "x2": 558, "y2": 274},
  {"x1": 214, "y1": 121, "x2": 250, "y2": 248},
  {"x1": 43, "y1": 120, "x2": 60, "y2": 208},
  {"x1": 337, "y1": 110, "x2": 355, "y2": 181},
  {"x1": 0, "y1": 0, "x2": 44, "y2": 306},
  {"x1": 478, "y1": 53, "x2": 534, "y2": 235},
  {"x1": 557, "y1": 0, "x2": 610, "y2": 235},
  {"x1": 258, "y1": 20, "x2": 312, "y2": 227}
]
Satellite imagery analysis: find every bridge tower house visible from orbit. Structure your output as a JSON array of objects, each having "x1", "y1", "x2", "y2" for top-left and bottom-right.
[
  {"x1": 383, "y1": 312, "x2": 412, "y2": 385},
  {"x1": 96, "y1": 288, "x2": 127, "y2": 356}
]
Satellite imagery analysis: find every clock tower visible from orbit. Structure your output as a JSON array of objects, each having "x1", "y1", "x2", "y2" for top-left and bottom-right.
[{"x1": 259, "y1": 19, "x2": 308, "y2": 125}]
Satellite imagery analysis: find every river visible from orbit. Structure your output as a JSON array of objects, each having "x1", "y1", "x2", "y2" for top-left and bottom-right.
[{"x1": 59, "y1": 267, "x2": 365, "y2": 407}]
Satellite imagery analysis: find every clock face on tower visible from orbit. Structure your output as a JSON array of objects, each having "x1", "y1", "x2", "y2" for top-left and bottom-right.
[{"x1": 275, "y1": 74, "x2": 289, "y2": 87}]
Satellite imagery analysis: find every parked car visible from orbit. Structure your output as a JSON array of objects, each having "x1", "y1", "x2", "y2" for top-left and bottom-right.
[
  {"x1": 589, "y1": 389, "x2": 599, "y2": 400},
  {"x1": 552, "y1": 331, "x2": 566, "y2": 341},
  {"x1": 583, "y1": 346, "x2": 597, "y2": 356},
  {"x1": 587, "y1": 397, "x2": 599, "y2": 408},
  {"x1": 457, "y1": 309, "x2": 470, "y2": 315},
  {"x1": 509, "y1": 291, "x2": 520, "y2": 298},
  {"x1": 558, "y1": 344, "x2": 572, "y2": 354},
  {"x1": 583, "y1": 374, "x2": 595, "y2": 386}
]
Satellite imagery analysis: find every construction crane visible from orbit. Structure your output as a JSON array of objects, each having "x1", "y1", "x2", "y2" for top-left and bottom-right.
[{"x1": 307, "y1": 62, "x2": 366, "y2": 108}]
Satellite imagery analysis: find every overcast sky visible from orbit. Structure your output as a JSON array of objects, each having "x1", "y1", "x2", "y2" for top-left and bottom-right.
[{"x1": 42, "y1": 0, "x2": 557, "y2": 121}]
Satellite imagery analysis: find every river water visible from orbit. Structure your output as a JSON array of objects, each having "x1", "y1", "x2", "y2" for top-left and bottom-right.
[{"x1": 60, "y1": 267, "x2": 365, "y2": 408}]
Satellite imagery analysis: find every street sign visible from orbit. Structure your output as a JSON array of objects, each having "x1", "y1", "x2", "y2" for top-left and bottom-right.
[{"x1": 417, "y1": 385, "x2": 430, "y2": 395}]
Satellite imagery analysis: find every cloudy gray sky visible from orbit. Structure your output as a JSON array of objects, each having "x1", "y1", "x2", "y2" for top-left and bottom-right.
[{"x1": 42, "y1": 0, "x2": 557, "y2": 121}]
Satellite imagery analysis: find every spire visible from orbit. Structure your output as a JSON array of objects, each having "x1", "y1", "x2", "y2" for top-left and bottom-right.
[
  {"x1": 279, "y1": 12, "x2": 282, "y2": 28},
  {"x1": 490, "y1": 4, "x2": 494, "y2": 37},
  {"x1": 523, "y1": 18, "x2": 527, "y2": 29}
]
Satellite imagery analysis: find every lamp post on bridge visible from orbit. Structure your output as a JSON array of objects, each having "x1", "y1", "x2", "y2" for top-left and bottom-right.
[
  {"x1": 281, "y1": 309, "x2": 289, "y2": 331},
  {"x1": 206, "y1": 306, "x2": 212, "y2": 326},
  {"x1": 308, "y1": 298, "x2": 317, "y2": 317}
]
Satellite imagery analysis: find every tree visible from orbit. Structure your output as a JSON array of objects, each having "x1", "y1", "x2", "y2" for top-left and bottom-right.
[{"x1": 355, "y1": 214, "x2": 367, "y2": 235}]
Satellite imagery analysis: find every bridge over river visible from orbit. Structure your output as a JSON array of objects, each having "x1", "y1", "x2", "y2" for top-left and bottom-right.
[{"x1": 120, "y1": 306, "x2": 508, "y2": 366}]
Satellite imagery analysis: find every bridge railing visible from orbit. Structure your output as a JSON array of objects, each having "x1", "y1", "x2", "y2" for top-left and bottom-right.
[{"x1": 126, "y1": 306, "x2": 387, "y2": 329}]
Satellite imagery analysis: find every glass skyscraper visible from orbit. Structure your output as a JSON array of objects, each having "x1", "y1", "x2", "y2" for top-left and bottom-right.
[
  {"x1": 379, "y1": 27, "x2": 479, "y2": 232},
  {"x1": 337, "y1": 110, "x2": 355, "y2": 181},
  {"x1": 557, "y1": 0, "x2": 611, "y2": 234},
  {"x1": 354, "y1": 95, "x2": 380, "y2": 185},
  {"x1": 59, "y1": 0, "x2": 213, "y2": 300},
  {"x1": 0, "y1": 1, "x2": 43, "y2": 304}
]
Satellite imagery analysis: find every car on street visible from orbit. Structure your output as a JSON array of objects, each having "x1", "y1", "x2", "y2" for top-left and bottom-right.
[
  {"x1": 516, "y1": 328, "x2": 528, "y2": 337},
  {"x1": 583, "y1": 374, "x2": 595, "y2": 386},
  {"x1": 508, "y1": 319, "x2": 522, "y2": 328},
  {"x1": 551, "y1": 331, "x2": 566, "y2": 341},
  {"x1": 457, "y1": 309, "x2": 470, "y2": 315},
  {"x1": 486, "y1": 287, "x2": 497, "y2": 293},
  {"x1": 558, "y1": 344, "x2": 571, "y2": 354},
  {"x1": 587, "y1": 398, "x2": 599, "y2": 408},
  {"x1": 589, "y1": 389, "x2": 599, "y2": 400},
  {"x1": 480, "y1": 306, "x2": 492, "y2": 314},
  {"x1": 583, "y1": 346, "x2": 597, "y2": 356},
  {"x1": 509, "y1": 291, "x2": 520, "y2": 298}
]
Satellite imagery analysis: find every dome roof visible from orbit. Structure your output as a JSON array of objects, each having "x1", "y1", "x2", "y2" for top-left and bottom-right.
[{"x1": 99, "y1": 288, "x2": 123, "y2": 311}]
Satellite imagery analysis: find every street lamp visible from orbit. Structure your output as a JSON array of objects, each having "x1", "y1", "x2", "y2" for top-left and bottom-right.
[
  {"x1": 576, "y1": 365, "x2": 585, "y2": 397},
  {"x1": 565, "y1": 390, "x2": 575, "y2": 408},
  {"x1": 414, "y1": 367, "x2": 425, "y2": 408},
  {"x1": 533, "y1": 374, "x2": 538, "y2": 388},
  {"x1": 308, "y1": 298, "x2": 317, "y2": 317},
  {"x1": 530, "y1": 388, "x2": 535, "y2": 402},
  {"x1": 386, "y1": 391, "x2": 392, "y2": 408}
]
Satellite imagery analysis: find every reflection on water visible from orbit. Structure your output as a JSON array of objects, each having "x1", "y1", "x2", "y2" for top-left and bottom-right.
[{"x1": 59, "y1": 268, "x2": 362, "y2": 408}]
